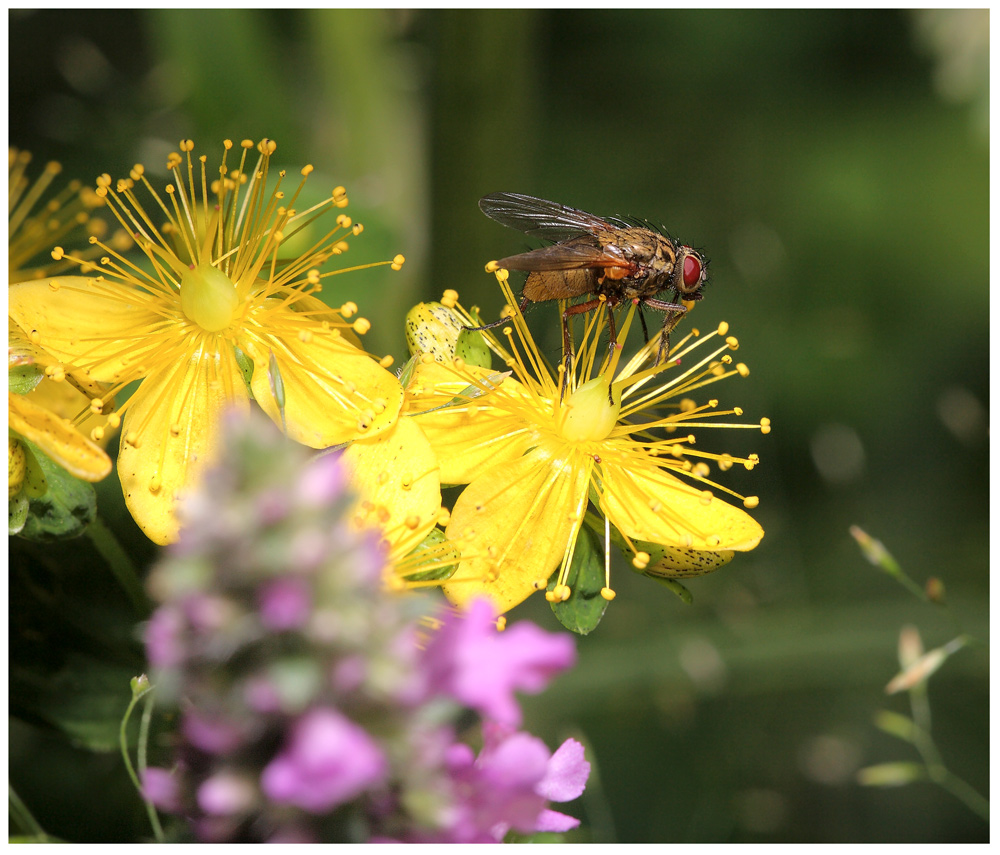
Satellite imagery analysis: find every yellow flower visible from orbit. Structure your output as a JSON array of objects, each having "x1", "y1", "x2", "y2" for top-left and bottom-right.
[
  {"x1": 9, "y1": 325, "x2": 112, "y2": 518},
  {"x1": 8, "y1": 138, "x2": 405, "y2": 544},
  {"x1": 406, "y1": 276, "x2": 768, "y2": 614},
  {"x1": 8, "y1": 153, "x2": 114, "y2": 504},
  {"x1": 8, "y1": 147, "x2": 127, "y2": 281}
]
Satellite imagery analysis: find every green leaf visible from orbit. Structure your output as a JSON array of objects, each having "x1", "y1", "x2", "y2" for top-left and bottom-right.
[
  {"x1": 10, "y1": 536, "x2": 148, "y2": 752},
  {"x1": 8, "y1": 363, "x2": 45, "y2": 395},
  {"x1": 549, "y1": 524, "x2": 610, "y2": 635},
  {"x1": 873, "y1": 709, "x2": 917, "y2": 743},
  {"x1": 857, "y1": 762, "x2": 927, "y2": 787},
  {"x1": 17, "y1": 439, "x2": 97, "y2": 541}
]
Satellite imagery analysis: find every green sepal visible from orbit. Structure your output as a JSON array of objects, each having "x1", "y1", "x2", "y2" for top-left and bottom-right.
[
  {"x1": 16, "y1": 438, "x2": 97, "y2": 541},
  {"x1": 549, "y1": 524, "x2": 610, "y2": 635},
  {"x1": 9, "y1": 492, "x2": 29, "y2": 534},
  {"x1": 402, "y1": 527, "x2": 459, "y2": 583},
  {"x1": 397, "y1": 352, "x2": 420, "y2": 390},
  {"x1": 455, "y1": 327, "x2": 491, "y2": 368},
  {"x1": 268, "y1": 350, "x2": 286, "y2": 432},
  {"x1": 8, "y1": 363, "x2": 45, "y2": 395},
  {"x1": 646, "y1": 574, "x2": 694, "y2": 604},
  {"x1": 233, "y1": 344, "x2": 255, "y2": 395}
]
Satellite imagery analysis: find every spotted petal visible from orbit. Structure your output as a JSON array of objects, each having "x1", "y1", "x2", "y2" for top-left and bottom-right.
[
  {"x1": 443, "y1": 446, "x2": 591, "y2": 614},
  {"x1": 341, "y1": 416, "x2": 441, "y2": 559},
  {"x1": 117, "y1": 349, "x2": 250, "y2": 544},
  {"x1": 599, "y1": 462, "x2": 763, "y2": 552}
]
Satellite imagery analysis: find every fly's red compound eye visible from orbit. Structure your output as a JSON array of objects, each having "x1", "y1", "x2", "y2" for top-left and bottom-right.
[{"x1": 682, "y1": 252, "x2": 703, "y2": 289}]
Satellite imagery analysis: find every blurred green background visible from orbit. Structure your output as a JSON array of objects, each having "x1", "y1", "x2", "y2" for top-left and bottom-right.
[{"x1": 9, "y1": 8, "x2": 988, "y2": 843}]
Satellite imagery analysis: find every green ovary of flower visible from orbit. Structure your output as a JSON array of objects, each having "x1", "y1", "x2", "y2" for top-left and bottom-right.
[
  {"x1": 558, "y1": 375, "x2": 620, "y2": 443},
  {"x1": 181, "y1": 262, "x2": 240, "y2": 332}
]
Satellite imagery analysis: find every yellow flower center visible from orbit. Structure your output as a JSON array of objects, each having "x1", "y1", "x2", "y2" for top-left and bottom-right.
[
  {"x1": 558, "y1": 375, "x2": 620, "y2": 442},
  {"x1": 180, "y1": 262, "x2": 240, "y2": 332}
]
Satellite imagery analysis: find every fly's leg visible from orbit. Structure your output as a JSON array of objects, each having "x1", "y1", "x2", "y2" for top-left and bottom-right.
[
  {"x1": 638, "y1": 303, "x2": 650, "y2": 344},
  {"x1": 642, "y1": 296, "x2": 688, "y2": 364},
  {"x1": 464, "y1": 295, "x2": 530, "y2": 332}
]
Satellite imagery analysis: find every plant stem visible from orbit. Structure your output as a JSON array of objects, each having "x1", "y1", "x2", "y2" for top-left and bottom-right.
[
  {"x1": 138, "y1": 691, "x2": 165, "y2": 842},
  {"x1": 9, "y1": 783, "x2": 45, "y2": 840},
  {"x1": 86, "y1": 516, "x2": 150, "y2": 616}
]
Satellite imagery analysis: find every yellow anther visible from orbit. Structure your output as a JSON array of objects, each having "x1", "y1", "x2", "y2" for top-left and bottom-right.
[
  {"x1": 379, "y1": 354, "x2": 394, "y2": 368},
  {"x1": 716, "y1": 321, "x2": 729, "y2": 336},
  {"x1": 298, "y1": 330, "x2": 313, "y2": 343},
  {"x1": 341, "y1": 301, "x2": 358, "y2": 317},
  {"x1": 391, "y1": 254, "x2": 405, "y2": 270},
  {"x1": 124, "y1": 431, "x2": 140, "y2": 447},
  {"x1": 725, "y1": 335, "x2": 739, "y2": 349},
  {"x1": 760, "y1": 417, "x2": 771, "y2": 434},
  {"x1": 744, "y1": 496, "x2": 760, "y2": 509},
  {"x1": 353, "y1": 317, "x2": 371, "y2": 335},
  {"x1": 600, "y1": 587, "x2": 616, "y2": 601},
  {"x1": 149, "y1": 475, "x2": 161, "y2": 494},
  {"x1": 485, "y1": 260, "x2": 499, "y2": 272},
  {"x1": 700, "y1": 490, "x2": 713, "y2": 505},
  {"x1": 441, "y1": 289, "x2": 459, "y2": 308},
  {"x1": 736, "y1": 363, "x2": 750, "y2": 377},
  {"x1": 632, "y1": 552, "x2": 650, "y2": 570},
  {"x1": 106, "y1": 413, "x2": 121, "y2": 429}
]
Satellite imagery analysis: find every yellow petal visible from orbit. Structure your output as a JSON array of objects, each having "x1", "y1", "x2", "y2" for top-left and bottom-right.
[
  {"x1": 341, "y1": 416, "x2": 442, "y2": 559},
  {"x1": 443, "y1": 446, "x2": 590, "y2": 613},
  {"x1": 244, "y1": 325, "x2": 402, "y2": 449},
  {"x1": 9, "y1": 277, "x2": 163, "y2": 383},
  {"x1": 600, "y1": 462, "x2": 763, "y2": 551},
  {"x1": 117, "y1": 351, "x2": 249, "y2": 544},
  {"x1": 406, "y1": 361, "x2": 532, "y2": 484},
  {"x1": 8, "y1": 391, "x2": 112, "y2": 482}
]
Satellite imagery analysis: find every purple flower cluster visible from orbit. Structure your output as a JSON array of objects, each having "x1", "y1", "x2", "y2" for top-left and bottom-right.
[{"x1": 141, "y1": 412, "x2": 589, "y2": 842}]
